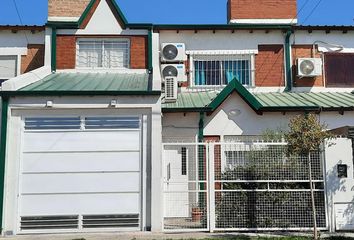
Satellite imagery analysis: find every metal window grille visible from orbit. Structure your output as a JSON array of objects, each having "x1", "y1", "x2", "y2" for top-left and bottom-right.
[
  {"x1": 192, "y1": 54, "x2": 253, "y2": 86},
  {"x1": 162, "y1": 141, "x2": 327, "y2": 232},
  {"x1": 77, "y1": 39, "x2": 130, "y2": 69}
]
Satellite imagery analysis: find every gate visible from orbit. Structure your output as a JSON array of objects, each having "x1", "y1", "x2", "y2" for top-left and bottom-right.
[{"x1": 162, "y1": 142, "x2": 327, "y2": 232}]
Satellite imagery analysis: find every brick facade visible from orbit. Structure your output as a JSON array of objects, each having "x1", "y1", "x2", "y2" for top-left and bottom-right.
[
  {"x1": 56, "y1": 35, "x2": 76, "y2": 69},
  {"x1": 292, "y1": 45, "x2": 324, "y2": 87},
  {"x1": 255, "y1": 45, "x2": 285, "y2": 87},
  {"x1": 48, "y1": 0, "x2": 90, "y2": 18},
  {"x1": 228, "y1": 0, "x2": 297, "y2": 22},
  {"x1": 56, "y1": 35, "x2": 148, "y2": 70},
  {"x1": 130, "y1": 36, "x2": 148, "y2": 69},
  {"x1": 21, "y1": 44, "x2": 45, "y2": 74}
]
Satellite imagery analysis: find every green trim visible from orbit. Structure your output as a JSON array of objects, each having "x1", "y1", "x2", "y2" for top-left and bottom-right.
[
  {"x1": 162, "y1": 107, "x2": 212, "y2": 113},
  {"x1": 285, "y1": 30, "x2": 292, "y2": 92},
  {"x1": 77, "y1": 0, "x2": 98, "y2": 27},
  {"x1": 198, "y1": 112, "x2": 205, "y2": 142},
  {"x1": 154, "y1": 24, "x2": 292, "y2": 31},
  {"x1": 148, "y1": 29, "x2": 153, "y2": 71},
  {"x1": 51, "y1": 26, "x2": 57, "y2": 72},
  {"x1": 208, "y1": 78, "x2": 263, "y2": 112},
  {"x1": 48, "y1": 0, "x2": 131, "y2": 29},
  {"x1": 0, "y1": 98, "x2": 9, "y2": 232},
  {"x1": 0, "y1": 91, "x2": 161, "y2": 97}
]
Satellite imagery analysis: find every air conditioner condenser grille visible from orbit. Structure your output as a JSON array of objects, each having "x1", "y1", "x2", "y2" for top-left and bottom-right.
[
  {"x1": 20, "y1": 215, "x2": 79, "y2": 230},
  {"x1": 82, "y1": 214, "x2": 140, "y2": 229}
]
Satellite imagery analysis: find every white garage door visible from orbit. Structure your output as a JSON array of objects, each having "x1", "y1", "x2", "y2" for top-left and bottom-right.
[{"x1": 18, "y1": 116, "x2": 143, "y2": 233}]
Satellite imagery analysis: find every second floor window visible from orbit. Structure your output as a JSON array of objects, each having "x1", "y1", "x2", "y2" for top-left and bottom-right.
[
  {"x1": 0, "y1": 55, "x2": 17, "y2": 86},
  {"x1": 76, "y1": 39, "x2": 130, "y2": 69},
  {"x1": 192, "y1": 54, "x2": 254, "y2": 87}
]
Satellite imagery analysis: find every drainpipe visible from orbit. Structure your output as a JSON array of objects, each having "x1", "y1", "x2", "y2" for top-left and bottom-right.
[
  {"x1": 198, "y1": 112, "x2": 204, "y2": 142},
  {"x1": 285, "y1": 29, "x2": 292, "y2": 92},
  {"x1": 147, "y1": 28, "x2": 153, "y2": 73},
  {"x1": 51, "y1": 26, "x2": 57, "y2": 72},
  {"x1": 0, "y1": 97, "x2": 9, "y2": 233}
]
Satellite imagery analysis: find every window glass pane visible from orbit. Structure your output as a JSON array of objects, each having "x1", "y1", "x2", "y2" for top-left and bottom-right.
[
  {"x1": 77, "y1": 41, "x2": 103, "y2": 68},
  {"x1": 77, "y1": 40, "x2": 129, "y2": 69},
  {"x1": 194, "y1": 55, "x2": 251, "y2": 86},
  {"x1": 0, "y1": 56, "x2": 17, "y2": 79}
]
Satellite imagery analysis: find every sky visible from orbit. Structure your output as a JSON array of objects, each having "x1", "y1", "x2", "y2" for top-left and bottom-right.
[{"x1": 0, "y1": 0, "x2": 353, "y2": 26}]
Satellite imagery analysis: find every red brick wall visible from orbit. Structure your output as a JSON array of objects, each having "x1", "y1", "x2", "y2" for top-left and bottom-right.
[
  {"x1": 56, "y1": 35, "x2": 76, "y2": 69},
  {"x1": 228, "y1": 0, "x2": 297, "y2": 21},
  {"x1": 21, "y1": 44, "x2": 45, "y2": 74},
  {"x1": 292, "y1": 45, "x2": 324, "y2": 87},
  {"x1": 130, "y1": 36, "x2": 148, "y2": 69},
  {"x1": 48, "y1": 0, "x2": 90, "y2": 18},
  {"x1": 255, "y1": 45, "x2": 285, "y2": 87},
  {"x1": 56, "y1": 35, "x2": 148, "y2": 69}
]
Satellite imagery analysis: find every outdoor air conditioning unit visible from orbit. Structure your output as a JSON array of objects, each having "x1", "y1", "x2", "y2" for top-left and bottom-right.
[
  {"x1": 161, "y1": 43, "x2": 187, "y2": 62},
  {"x1": 297, "y1": 58, "x2": 323, "y2": 77},
  {"x1": 161, "y1": 64, "x2": 187, "y2": 82},
  {"x1": 164, "y1": 77, "x2": 178, "y2": 102}
]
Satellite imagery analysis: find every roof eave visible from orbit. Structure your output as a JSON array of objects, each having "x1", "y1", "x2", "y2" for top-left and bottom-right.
[{"x1": 0, "y1": 90, "x2": 161, "y2": 97}]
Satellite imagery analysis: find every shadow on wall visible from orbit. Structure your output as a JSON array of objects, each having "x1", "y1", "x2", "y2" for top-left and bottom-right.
[
  {"x1": 326, "y1": 140, "x2": 354, "y2": 231},
  {"x1": 21, "y1": 45, "x2": 45, "y2": 74}
]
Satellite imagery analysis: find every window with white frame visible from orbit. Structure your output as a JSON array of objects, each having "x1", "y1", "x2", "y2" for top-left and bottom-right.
[
  {"x1": 191, "y1": 54, "x2": 254, "y2": 87},
  {"x1": 0, "y1": 55, "x2": 17, "y2": 85},
  {"x1": 76, "y1": 39, "x2": 130, "y2": 69}
]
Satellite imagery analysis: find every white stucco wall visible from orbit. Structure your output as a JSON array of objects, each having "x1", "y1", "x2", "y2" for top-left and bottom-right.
[
  {"x1": 159, "y1": 30, "x2": 284, "y2": 52},
  {"x1": 324, "y1": 138, "x2": 354, "y2": 232},
  {"x1": 163, "y1": 92, "x2": 354, "y2": 141}
]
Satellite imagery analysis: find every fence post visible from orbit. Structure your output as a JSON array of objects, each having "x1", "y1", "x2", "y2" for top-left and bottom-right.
[{"x1": 208, "y1": 143, "x2": 216, "y2": 232}]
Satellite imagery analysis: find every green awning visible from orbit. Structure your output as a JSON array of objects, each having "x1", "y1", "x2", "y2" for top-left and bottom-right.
[
  {"x1": 162, "y1": 79, "x2": 354, "y2": 113},
  {"x1": 1, "y1": 72, "x2": 160, "y2": 96}
]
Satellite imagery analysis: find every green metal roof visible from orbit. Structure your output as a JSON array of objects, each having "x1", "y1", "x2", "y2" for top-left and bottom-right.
[
  {"x1": 162, "y1": 80, "x2": 354, "y2": 113},
  {"x1": 163, "y1": 91, "x2": 218, "y2": 112},
  {"x1": 0, "y1": 72, "x2": 161, "y2": 97}
]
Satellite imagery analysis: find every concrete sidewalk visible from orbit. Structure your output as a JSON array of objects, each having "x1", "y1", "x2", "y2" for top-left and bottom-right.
[{"x1": 0, "y1": 232, "x2": 353, "y2": 240}]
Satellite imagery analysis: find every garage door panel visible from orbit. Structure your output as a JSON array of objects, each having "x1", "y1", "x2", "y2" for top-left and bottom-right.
[
  {"x1": 21, "y1": 173, "x2": 140, "y2": 194},
  {"x1": 20, "y1": 115, "x2": 143, "y2": 232},
  {"x1": 23, "y1": 131, "x2": 140, "y2": 152},
  {"x1": 22, "y1": 152, "x2": 140, "y2": 173},
  {"x1": 20, "y1": 193, "x2": 140, "y2": 216}
]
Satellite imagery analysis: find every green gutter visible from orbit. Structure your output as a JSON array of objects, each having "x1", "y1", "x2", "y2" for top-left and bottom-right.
[
  {"x1": 0, "y1": 98, "x2": 9, "y2": 232},
  {"x1": 285, "y1": 30, "x2": 292, "y2": 92},
  {"x1": 148, "y1": 29, "x2": 153, "y2": 72},
  {"x1": 51, "y1": 26, "x2": 57, "y2": 72},
  {"x1": 154, "y1": 24, "x2": 292, "y2": 31},
  {"x1": 0, "y1": 91, "x2": 161, "y2": 97}
]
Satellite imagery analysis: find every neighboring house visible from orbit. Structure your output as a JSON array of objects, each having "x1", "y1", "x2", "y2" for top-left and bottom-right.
[
  {"x1": 0, "y1": 25, "x2": 44, "y2": 85},
  {"x1": 0, "y1": 0, "x2": 354, "y2": 235}
]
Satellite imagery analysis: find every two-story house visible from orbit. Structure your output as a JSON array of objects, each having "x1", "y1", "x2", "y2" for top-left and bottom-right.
[{"x1": 1, "y1": 0, "x2": 354, "y2": 236}]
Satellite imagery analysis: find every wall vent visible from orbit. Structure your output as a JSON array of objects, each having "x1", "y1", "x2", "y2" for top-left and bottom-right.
[
  {"x1": 82, "y1": 214, "x2": 140, "y2": 229},
  {"x1": 20, "y1": 215, "x2": 79, "y2": 230}
]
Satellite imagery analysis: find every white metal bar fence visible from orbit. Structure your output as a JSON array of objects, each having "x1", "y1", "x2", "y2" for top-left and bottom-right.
[{"x1": 162, "y1": 142, "x2": 327, "y2": 232}]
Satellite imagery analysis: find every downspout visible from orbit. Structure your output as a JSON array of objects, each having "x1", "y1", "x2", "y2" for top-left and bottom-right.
[
  {"x1": 148, "y1": 28, "x2": 153, "y2": 73},
  {"x1": 0, "y1": 97, "x2": 9, "y2": 233},
  {"x1": 285, "y1": 29, "x2": 292, "y2": 92},
  {"x1": 198, "y1": 112, "x2": 205, "y2": 192},
  {"x1": 51, "y1": 26, "x2": 57, "y2": 72},
  {"x1": 198, "y1": 112, "x2": 204, "y2": 142}
]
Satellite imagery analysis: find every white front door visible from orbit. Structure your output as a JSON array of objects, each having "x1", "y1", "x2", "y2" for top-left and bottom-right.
[
  {"x1": 18, "y1": 116, "x2": 143, "y2": 233},
  {"x1": 163, "y1": 146, "x2": 189, "y2": 218}
]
